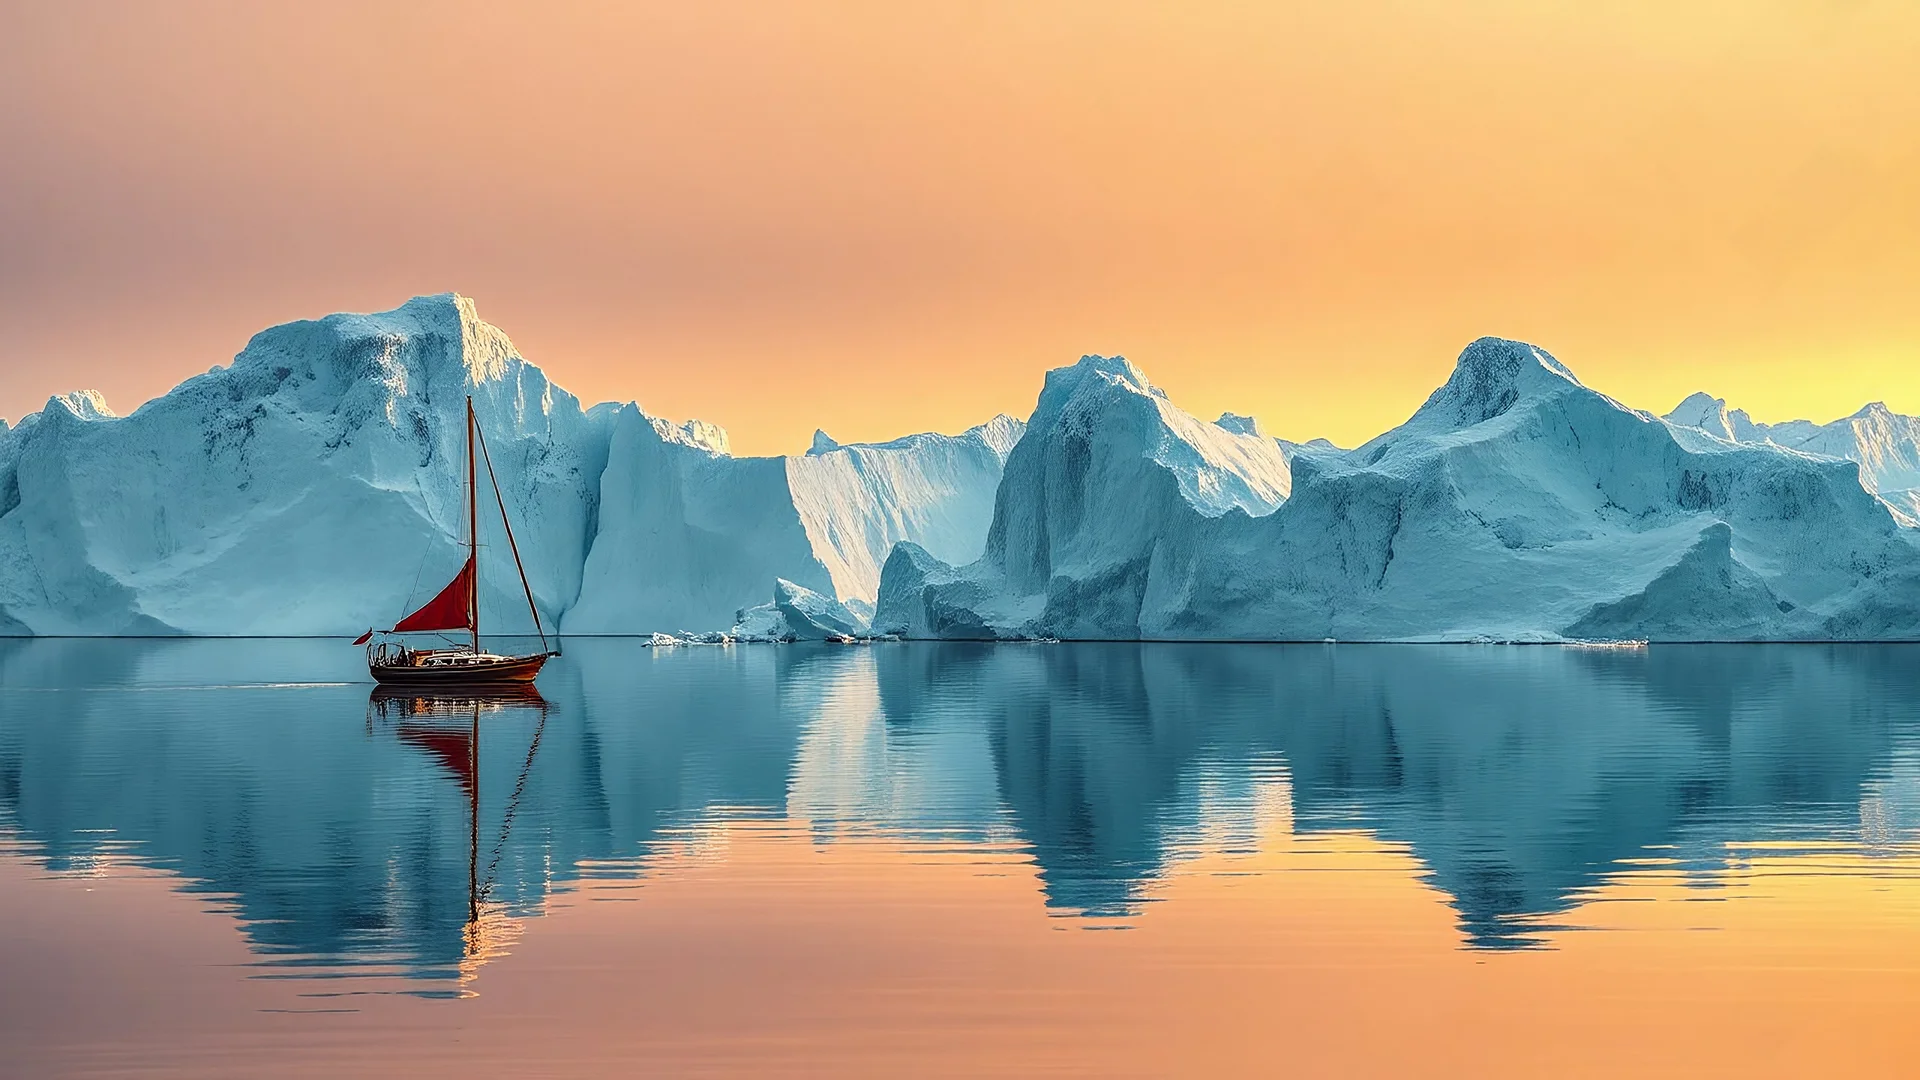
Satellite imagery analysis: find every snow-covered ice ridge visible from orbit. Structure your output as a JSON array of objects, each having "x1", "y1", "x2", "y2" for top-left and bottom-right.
[
  {"x1": 0, "y1": 295, "x2": 1021, "y2": 636},
  {"x1": 877, "y1": 339, "x2": 1920, "y2": 642}
]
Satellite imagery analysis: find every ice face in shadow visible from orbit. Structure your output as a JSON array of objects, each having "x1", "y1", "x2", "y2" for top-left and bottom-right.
[{"x1": 2, "y1": 640, "x2": 1917, "y2": 981}]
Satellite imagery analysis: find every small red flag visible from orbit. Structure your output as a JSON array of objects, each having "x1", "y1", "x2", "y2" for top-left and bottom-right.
[{"x1": 352, "y1": 629, "x2": 373, "y2": 646}]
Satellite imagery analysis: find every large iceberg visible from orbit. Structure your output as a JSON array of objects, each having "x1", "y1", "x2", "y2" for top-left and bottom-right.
[
  {"x1": 877, "y1": 339, "x2": 1920, "y2": 641},
  {"x1": 0, "y1": 295, "x2": 605, "y2": 636},
  {"x1": 0, "y1": 295, "x2": 1017, "y2": 636},
  {"x1": 874, "y1": 354, "x2": 1293, "y2": 639}
]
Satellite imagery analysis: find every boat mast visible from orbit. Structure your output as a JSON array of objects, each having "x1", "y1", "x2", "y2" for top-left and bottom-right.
[
  {"x1": 467, "y1": 396, "x2": 480, "y2": 655},
  {"x1": 471, "y1": 416, "x2": 553, "y2": 656}
]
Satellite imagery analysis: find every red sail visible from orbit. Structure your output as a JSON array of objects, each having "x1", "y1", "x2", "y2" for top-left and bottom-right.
[{"x1": 391, "y1": 557, "x2": 475, "y2": 633}]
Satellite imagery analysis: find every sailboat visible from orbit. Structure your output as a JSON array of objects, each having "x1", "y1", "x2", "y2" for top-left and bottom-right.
[{"x1": 355, "y1": 396, "x2": 557, "y2": 686}]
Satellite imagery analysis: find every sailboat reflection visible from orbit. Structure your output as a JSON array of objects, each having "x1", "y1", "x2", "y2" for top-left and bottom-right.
[{"x1": 367, "y1": 686, "x2": 550, "y2": 992}]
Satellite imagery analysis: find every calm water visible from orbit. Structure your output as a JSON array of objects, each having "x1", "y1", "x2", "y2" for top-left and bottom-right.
[{"x1": 3, "y1": 640, "x2": 1919, "y2": 1077}]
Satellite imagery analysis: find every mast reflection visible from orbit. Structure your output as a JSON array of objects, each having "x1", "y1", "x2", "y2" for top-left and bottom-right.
[{"x1": 367, "y1": 686, "x2": 550, "y2": 992}]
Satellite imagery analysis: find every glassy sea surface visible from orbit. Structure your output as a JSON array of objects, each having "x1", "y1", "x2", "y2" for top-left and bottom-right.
[{"x1": 3, "y1": 639, "x2": 1919, "y2": 1078}]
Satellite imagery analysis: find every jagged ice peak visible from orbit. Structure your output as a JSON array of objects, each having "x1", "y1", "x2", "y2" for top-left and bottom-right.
[{"x1": 50, "y1": 389, "x2": 117, "y2": 421}]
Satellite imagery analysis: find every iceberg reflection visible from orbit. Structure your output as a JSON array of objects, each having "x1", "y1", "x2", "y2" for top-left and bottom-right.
[{"x1": 0, "y1": 638, "x2": 1916, "y2": 985}]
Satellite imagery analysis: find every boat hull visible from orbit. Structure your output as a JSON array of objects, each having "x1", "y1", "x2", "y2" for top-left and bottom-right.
[
  {"x1": 368, "y1": 683, "x2": 548, "y2": 714},
  {"x1": 369, "y1": 653, "x2": 550, "y2": 687}
]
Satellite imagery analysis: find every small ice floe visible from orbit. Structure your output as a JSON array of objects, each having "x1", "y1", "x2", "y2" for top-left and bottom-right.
[{"x1": 642, "y1": 630, "x2": 741, "y2": 647}]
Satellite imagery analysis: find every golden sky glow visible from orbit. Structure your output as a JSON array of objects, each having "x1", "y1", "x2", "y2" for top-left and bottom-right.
[{"x1": 2, "y1": 2, "x2": 1917, "y2": 454}]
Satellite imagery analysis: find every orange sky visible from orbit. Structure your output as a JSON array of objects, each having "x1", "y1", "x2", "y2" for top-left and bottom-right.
[{"x1": 2, "y1": 2, "x2": 1916, "y2": 455}]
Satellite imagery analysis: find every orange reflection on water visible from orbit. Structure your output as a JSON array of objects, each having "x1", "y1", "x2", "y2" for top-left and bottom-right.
[{"x1": 5, "y1": 815, "x2": 1918, "y2": 1078}]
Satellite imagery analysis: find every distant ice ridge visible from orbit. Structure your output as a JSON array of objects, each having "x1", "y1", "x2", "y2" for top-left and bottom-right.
[
  {"x1": 1662, "y1": 393, "x2": 1920, "y2": 523},
  {"x1": 0, "y1": 294, "x2": 1018, "y2": 636},
  {"x1": 877, "y1": 338, "x2": 1920, "y2": 641}
]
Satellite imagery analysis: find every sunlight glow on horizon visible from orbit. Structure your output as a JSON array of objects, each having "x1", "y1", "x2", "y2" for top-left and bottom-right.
[{"x1": 2, "y1": 1, "x2": 1916, "y2": 455}]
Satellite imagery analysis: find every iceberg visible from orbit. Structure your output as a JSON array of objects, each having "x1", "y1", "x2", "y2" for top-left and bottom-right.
[
  {"x1": 0, "y1": 295, "x2": 605, "y2": 636},
  {"x1": 9, "y1": 296, "x2": 1919, "y2": 642},
  {"x1": 721, "y1": 579, "x2": 875, "y2": 642},
  {"x1": 0, "y1": 295, "x2": 1016, "y2": 637},
  {"x1": 773, "y1": 577, "x2": 869, "y2": 639},
  {"x1": 557, "y1": 409, "x2": 1020, "y2": 634},
  {"x1": 878, "y1": 339, "x2": 1920, "y2": 641},
  {"x1": 872, "y1": 354, "x2": 1292, "y2": 639}
]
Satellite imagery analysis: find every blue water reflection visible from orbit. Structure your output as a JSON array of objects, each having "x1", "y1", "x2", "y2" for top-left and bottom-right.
[{"x1": 1, "y1": 639, "x2": 1916, "y2": 985}]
